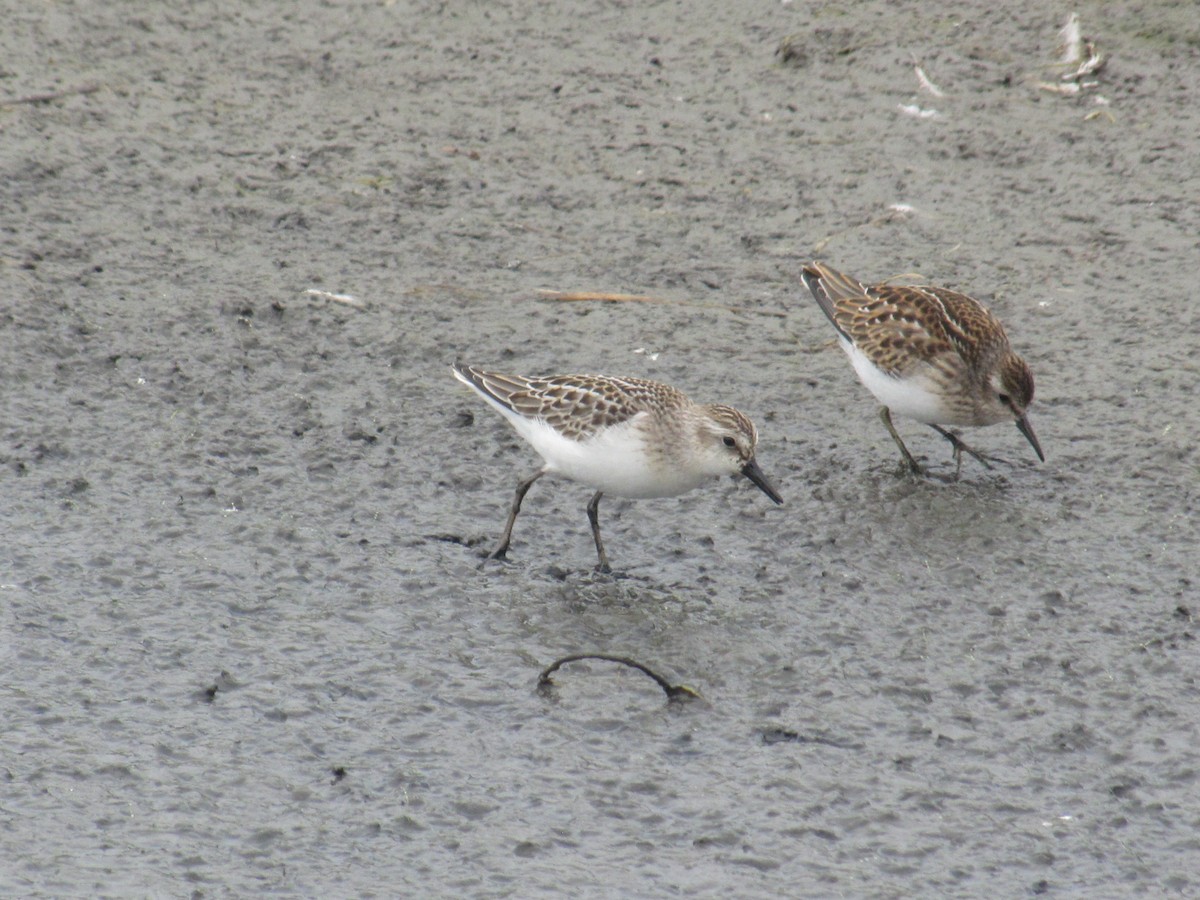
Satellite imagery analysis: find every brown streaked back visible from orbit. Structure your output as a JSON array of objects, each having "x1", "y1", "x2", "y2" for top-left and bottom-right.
[
  {"x1": 800, "y1": 262, "x2": 1014, "y2": 377},
  {"x1": 452, "y1": 365, "x2": 687, "y2": 442}
]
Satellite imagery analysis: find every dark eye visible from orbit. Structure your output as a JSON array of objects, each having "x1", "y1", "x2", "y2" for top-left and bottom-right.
[
  {"x1": 998, "y1": 393, "x2": 1011, "y2": 405},
  {"x1": 722, "y1": 436, "x2": 736, "y2": 448}
]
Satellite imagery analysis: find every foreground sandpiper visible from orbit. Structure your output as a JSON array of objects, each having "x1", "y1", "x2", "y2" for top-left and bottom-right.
[
  {"x1": 452, "y1": 364, "x2": 782, "y2": 572},
  {"x1": 799, "y1": 261, "x2": 1044, "y2": 476}
]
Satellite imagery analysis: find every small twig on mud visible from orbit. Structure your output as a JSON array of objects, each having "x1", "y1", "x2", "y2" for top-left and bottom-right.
[
  {"x1": 877, "y1": 271, "x2": 925, "y2": 285},
  {"x1": 760, "y1": 727, "x2": 863, "y2": 749},
  {"x1": 813, "y1": 204, "x2": 915, "y2": 255},
  {"x1": 536, "y1": 289, "x2": 785, "y2": 319},
  {"x1": 1084, "y1": 107, "x2": 1116, "y2": 124},
  {"x1": 2, "y1": 83, "x2": 101, "y2": 106},
  {"x1": 538, "y1": 653, "x2": 701, "y2": 702},
  {"x1": 538, "y1": 289, "x2": 667, "y2": 305}
]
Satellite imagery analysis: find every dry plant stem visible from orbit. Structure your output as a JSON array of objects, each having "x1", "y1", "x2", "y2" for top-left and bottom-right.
[
  {"x1": 537, "y1": 289, "x2": 785, "y2": 319},
  {"x1": 3, "y1": 83, "x2": 100, "y2": 105},
  {"x1": 537, "y1": 290, "x2": 663, "y2": 304}
]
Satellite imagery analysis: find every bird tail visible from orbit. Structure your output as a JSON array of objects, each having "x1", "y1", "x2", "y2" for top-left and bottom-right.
[
  {"x1": 451, "y1": 364, "x2": 530, "y2": 415},
  {"x1": 799, "y1": 261, "x2": 868, "y2": 340}
]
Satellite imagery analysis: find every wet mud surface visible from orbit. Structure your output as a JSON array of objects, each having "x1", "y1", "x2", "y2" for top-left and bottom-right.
[{"x1": 3, "y1": 1, "x2": 1198, "y2": 895}]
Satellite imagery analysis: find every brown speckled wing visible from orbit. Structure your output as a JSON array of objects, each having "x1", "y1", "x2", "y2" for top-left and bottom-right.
[
  {"x1": 803, "y1": 263, "x2": 1009, "y2": 377},
  {"x1": 877, "y1": 284, "x2": 1009, "y2": 367},
  {"x1": 456, "y1": 366, "x2": 683, "y2": 441}
]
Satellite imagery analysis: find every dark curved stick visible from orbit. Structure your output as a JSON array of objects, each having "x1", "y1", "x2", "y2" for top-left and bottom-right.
[{"x1": 538, "y1": 654, "x2": 701, "y2": 701}]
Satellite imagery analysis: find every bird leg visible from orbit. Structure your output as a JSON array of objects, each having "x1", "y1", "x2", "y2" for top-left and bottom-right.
[
  {"x1": 586, "y1": 491, "x2": 612, "y2": 574},
  {"x1": 926, "y1": 424, "x2": 994, "y2": 479},
  {"x1": 879, "y1": 407, "x2": 923, "y2": 476},
  {"x1": 488, "y1": 470, "x2": 544, "y2": 561}
]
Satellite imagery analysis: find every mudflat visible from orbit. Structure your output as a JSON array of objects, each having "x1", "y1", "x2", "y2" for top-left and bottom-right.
[{"x1": 3, "y1": 2, "x2": 1197, "y2": 895}]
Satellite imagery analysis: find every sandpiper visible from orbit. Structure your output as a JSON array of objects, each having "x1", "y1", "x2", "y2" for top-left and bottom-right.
[
  {"x1": 799, "y1": 261, "x2": 1044, "y2": 476},
  {"x1": 452, "y1": 364, "x2": 782, "y2": 571}
]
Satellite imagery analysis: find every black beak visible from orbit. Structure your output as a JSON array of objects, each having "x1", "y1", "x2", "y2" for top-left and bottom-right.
[
  {"x1": 741, "y1": 458, "x2": 783, "y2": 505},
  {"x1": 1016, "y1": 414, "x2": 1045, "y2": 462}
]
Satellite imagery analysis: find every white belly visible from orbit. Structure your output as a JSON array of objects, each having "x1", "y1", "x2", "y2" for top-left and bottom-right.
[
  {"x1": 507, "y1": 413, "x2": 709, "y2": 498},
  {"x1": 844, "y1": 341, "x2": 952, "y2": 424}
]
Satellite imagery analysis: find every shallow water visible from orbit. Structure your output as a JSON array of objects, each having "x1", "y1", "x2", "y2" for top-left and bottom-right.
[{"x1": 2, "y1": 1, "x2": 1198, "y2": 896}]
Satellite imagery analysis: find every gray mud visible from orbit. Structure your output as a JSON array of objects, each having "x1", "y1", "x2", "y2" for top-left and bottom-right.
[{"x1": 2, "y1": 1, "x2": 1198, "y2": 896}]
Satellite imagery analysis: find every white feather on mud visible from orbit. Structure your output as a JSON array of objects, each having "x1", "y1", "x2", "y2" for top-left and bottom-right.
[
  {"x1": 914, "y1": 65, "x2": 945, "y2": 98},
  {"x1": 1042, "y1": 12, "x2": 1105, "y2": 94},
  {"x1": 897, "y1": 103, "x2": 939, "y2": 120},
  {"x1": 1058, "y1": 12, "x2": 1083, "y2": 64},
  {"x1": 303, "y1": 289, "x2": 364, "y2": 308}
]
